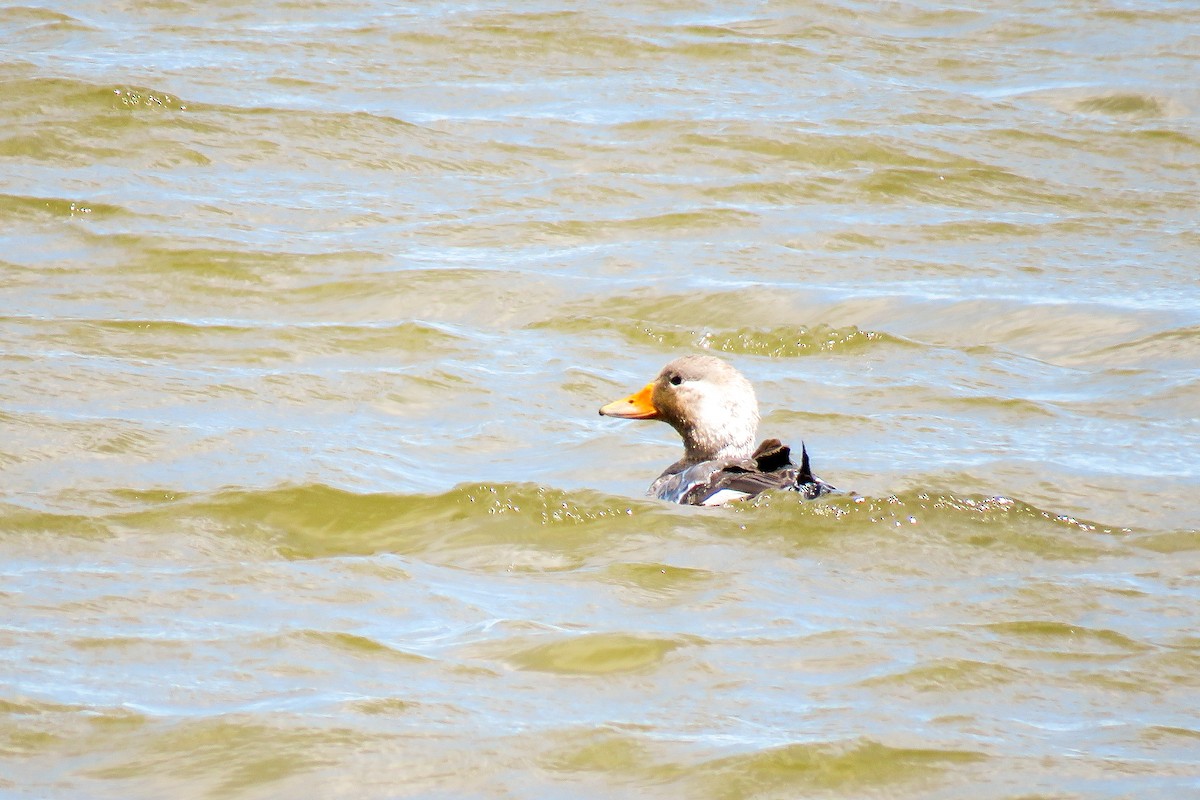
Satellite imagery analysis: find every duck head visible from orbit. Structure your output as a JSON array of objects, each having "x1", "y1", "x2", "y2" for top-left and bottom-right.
[{"x1": 599, "y1": 354, "x2": 760, "y2": 464}]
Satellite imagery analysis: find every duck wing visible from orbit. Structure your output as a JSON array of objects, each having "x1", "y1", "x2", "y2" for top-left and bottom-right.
[
  {"x1": 749, "y1": 439, "x2": 838, "y2": 500},
  {"x1": 650, "y1": 439, "x2": 836, "y2": 506}
]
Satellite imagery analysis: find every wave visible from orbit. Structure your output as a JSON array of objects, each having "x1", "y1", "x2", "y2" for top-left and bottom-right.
[
  {"x1": 0, "y1": 192, "x2": 129, "y2": 222},
  {"x1": 0, "y1": 6, "x2": 93, "y2": 29},
  {"x1": 467, "y1": 631, "x2": 690, "y2": 675},
  {"x1": 544, "y1": 731, "x2": 987, "y2": 794},
  {"x1": 1068, "y1": 323, "x2": 1200, "y2": 369},
  {"x1": 3, "y1": 483, "x2": 1178, "y2": 564},
  {"x1": 531, "y1": 313, "x2": 906, "y2": 357},
  {"x1": 0, "y1": 74, "x2": 456, "y2": 176}
]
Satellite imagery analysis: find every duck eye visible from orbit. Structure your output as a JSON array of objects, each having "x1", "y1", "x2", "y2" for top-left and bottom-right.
[{"x1": 669, "y1": 374, "x2": 682, "y2": 386}]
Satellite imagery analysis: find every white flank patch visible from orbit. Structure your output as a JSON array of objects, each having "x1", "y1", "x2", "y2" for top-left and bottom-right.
[{"x1": 700, "y1": 489, "x2": 752, "y2": 507}]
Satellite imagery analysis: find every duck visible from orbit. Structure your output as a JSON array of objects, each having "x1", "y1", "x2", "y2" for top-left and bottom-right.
[{"x1": 599, "y1": 354, "x2": 836, "y2": 506}]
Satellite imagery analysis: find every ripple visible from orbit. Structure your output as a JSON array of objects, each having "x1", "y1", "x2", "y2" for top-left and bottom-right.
[
  {"x1": 482, "y1": 632, "x2": 690, "y2": 675},
  {"x1": 0, "y1": 193, "x2": 129, "y2": 222},
  {"x1": 529, "y1": 286, "x2": 836, "y2": 341},
  {"x1": 0, "y1": 78, "x2": 201, "y2": 167},
  {"x1": 741, "y1": 490, "x2": 1132, "y2": 561},
  {"x1": 1028, "y1": 86, "x2": 1192, "y2": 122},
  {"x1": 981, "y1": 620, "x2": 1152, "y2": 659},
  {"x1": 3, "y1": 315, "x2": 466, "y2": 365},
  {"x1": 600, "y1": 562, "x2": 718, "y2": 597},
  {"x1": 271, "y1": 631, "x2": 433, "y2": 664},
  {"x1": 79, "y1": 716, "x2": 379, "y2": 793},
  {"x1": 532, "y1": 315, "x2": 903, "y2": 357},
  {"x1": 680, "y1": 131, "x2": 945, "y2": 170},
  {"x1": 2, "y1": 76, "x2": 187, "y2": 117},
  {"x1": 855, "y1": 164, "x2": 1092, "y2": 210},
  {"x1": 856, "y1": 658, "x2": 1029, "y2": 692},
  {"x1": 0, "y1": 6, "x2": 91, "y2": 28},
  {"x1": 1074, "y1": 92, "x2": 1178, "y2": 120},
  {"x1": 1068, "y1": 323, "x2": 1200, "y2": 369},
  {"x1": 688, "y1": 738, "x2": 988, "y2": 795}
]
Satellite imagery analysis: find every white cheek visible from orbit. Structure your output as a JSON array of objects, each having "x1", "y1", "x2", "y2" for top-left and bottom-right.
[
  {"x1": 693, "y1": 386, "x2": 754, "y2": 429},
  {"x1": 688, "y1": 385, "x2": 724, "y2": 419}
]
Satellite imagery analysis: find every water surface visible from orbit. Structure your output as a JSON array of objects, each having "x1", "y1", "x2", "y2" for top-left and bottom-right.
[{"x1": 2, "y1": 1, "x2": 1198, "y2": 797}]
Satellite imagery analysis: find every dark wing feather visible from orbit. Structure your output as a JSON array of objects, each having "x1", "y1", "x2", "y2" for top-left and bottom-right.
[
  {"x1": 676, "y1": 439, "x2": 836, "y2": 505},
  {"x1": 698, "y1": 468, "x2": 798, "y2": 500},
  {"x1": 750, "y1": 438, "x2": 792, "y2": 471},
  {"x1": 793, "y1": 442, "x2": 837, "y2": 499}
]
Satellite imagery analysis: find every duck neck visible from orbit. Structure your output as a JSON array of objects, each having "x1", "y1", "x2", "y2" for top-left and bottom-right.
[{"x1": 679, "y1": 425, "x2": 756, "y2": 465}]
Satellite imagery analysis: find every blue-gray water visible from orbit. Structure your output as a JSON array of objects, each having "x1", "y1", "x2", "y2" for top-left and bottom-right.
[{"x1": 2, "y1": 1, "x2": 1198, "y2": 797}]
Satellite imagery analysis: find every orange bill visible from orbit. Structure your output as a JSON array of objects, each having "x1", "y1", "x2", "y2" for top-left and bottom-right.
[{"x1": 598, "y1": 382, "x2": 659, "y2": 419}]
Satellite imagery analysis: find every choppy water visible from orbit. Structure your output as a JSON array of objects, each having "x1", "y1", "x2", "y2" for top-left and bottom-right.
[{"x1": 3, "y1": 1, "x2": 1199, "y2": 797}]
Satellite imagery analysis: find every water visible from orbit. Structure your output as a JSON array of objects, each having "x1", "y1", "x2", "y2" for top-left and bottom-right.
[{"x1": 2, "y1": 1, "x2": 1199, "y2": 797}]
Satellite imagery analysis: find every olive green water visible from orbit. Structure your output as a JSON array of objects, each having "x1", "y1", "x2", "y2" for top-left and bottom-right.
[{"x1": 2, "y1": 2, "x2": 1199, "y2": 798}]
